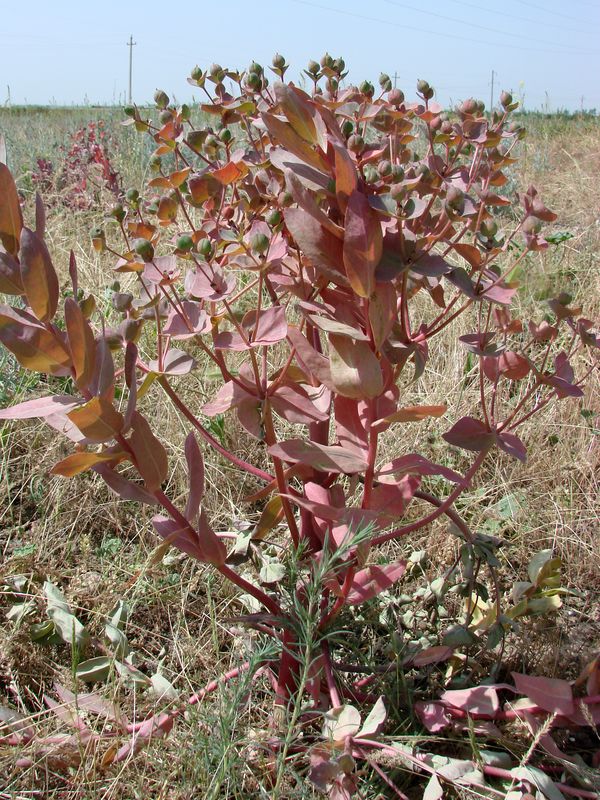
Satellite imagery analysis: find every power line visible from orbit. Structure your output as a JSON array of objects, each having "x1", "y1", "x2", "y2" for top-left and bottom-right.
[
  {"x1": 513, "y1": 0, "x2": 598, "y2": 24},
  {"x1": 289, "y1": 0, "x2": 597, "y2": 56},
  {"x1": 381, "y1": 0, "x2": 592, "y2": 50},
  {"x1": 443, "y1": 0, "x2": 600, "y2": 34}
]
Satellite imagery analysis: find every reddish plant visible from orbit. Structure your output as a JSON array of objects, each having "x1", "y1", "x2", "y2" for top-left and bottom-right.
[
  {"x1": 31, "y1": 121, "x2": 121, "y2": 209},
  {"x1": 0, "y1": 56, "x2": 598, "y2": 793}
]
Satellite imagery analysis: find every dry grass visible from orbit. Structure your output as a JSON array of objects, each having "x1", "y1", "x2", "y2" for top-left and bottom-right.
[{"x1": 0, "y1": 109, "x2": 599, "y2": 798}]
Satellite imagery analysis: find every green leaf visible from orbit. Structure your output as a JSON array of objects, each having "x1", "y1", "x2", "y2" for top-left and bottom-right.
[
  {"x1": 442, "y1": 625, "x2": 478, "y2": 647},
  {"x1": 76, "y1": 656, "x2": 112, "y2": 683},
  {"x1": 259, "y1": 561, "x2": 286, "y2": 585},
  {"x1": 150, "y1": 672, "x2": 179, "y2": 701}
]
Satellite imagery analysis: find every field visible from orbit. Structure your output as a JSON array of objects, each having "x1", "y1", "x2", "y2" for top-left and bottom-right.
[{"x1": 0, "y1": 105, "x2": 599, "y2": 799}]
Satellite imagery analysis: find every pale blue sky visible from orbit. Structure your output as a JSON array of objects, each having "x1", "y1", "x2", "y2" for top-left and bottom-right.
[{"x1": 1, "y1": 0, "x2": 598, "y2": 110}]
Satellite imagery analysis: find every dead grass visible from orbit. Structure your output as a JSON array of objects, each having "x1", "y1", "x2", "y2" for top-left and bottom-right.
[{"x1": 0, "y1": 110, "x2": 599, "y2": 798}]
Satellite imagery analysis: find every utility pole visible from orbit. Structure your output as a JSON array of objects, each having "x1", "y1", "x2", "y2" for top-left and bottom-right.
[
  {"x1": 489, "y1": 69, "x2": 495, "y2": 112},
  {"x1": 127, "y1": 35, "x2": 136, "y2": 104},
  {"x1": 393, "y1": 72, "x2": 399, "y2": 89}
]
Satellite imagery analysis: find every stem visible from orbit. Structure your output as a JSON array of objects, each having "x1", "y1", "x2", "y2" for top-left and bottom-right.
[
  {"x1": 371, "y1": 451, "x2": 487, "y2": 547},
  {"x1": 158, "y1": 376, "x2": 274, "y2": 483}
]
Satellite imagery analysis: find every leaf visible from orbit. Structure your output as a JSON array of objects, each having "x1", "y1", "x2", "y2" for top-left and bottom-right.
[
  {"x1": 270, "y1": 383, "x2": 329, "y2": 425},
  {"x1": 284, "y1": 207, "x2": 347, "y2": 286},
  {"x1": 323, "y1": 705, "x2": 362, "y2": 743},
  {"x1": 152, "y1": 511, "x2": 227, "y2": 566},
  {"x1": 441, "y1": 685, "x2": 499, "y2": 715},
  {"x1": 329, "y1": 334, "x2": 383, "y2": 399},
  {"x1": 68, "y1": 396, "x2": 124, "y2": 443},
  {"x1": 498, "y1": 351, "x2": 530, "y2": 380},
  {"x1": 76, "y1": 657, "x2": 112, "y2": 683},
  {"x1": 268, "y1": 439, "x2": 368, "y2": 474},
  {"x1": 35, "y1": 192, "x2": 46, "y2": 240},
  {"x1": 409, "y1": 645, "x2": 454, "y2": 667},
  {"x1": 442, "y1": 417, "x2": 496, "y2": 453},
  {"x1": 163, "y1": 301, "x2": 210, "y2": 339},
  {"x1": 0, "y1": 305, "x2": 71, "y2": 373},
  {"x1": 0, "y1": 251, "x2": 24, "y2": 295},
  {"x1": 497, "y1": 431, "x2": 527, "y2": 462},
  {"x1": 51, "y1": 450, "x2": 123, "y2": 477},
  {"x1": 274, "y1": 82, "x2": 320, "y2": 144},
  {"x1": 247, "y1": 306, "x2": 288, "y2": 346},
  {"x1": 372, "y1": 404, "x2": 446, "y2": 433},
  {"x1": 49, "y1": 607, "x2": 89, "y2": 647},
  {"x1": 286, "y1": 170, "x2": 344, "y2": 239},
  {"x1": 333, "y1": 142, "x2": 358, "y2": 212},
  {"x1": 511, "y1": 673, "x2": 574, "y2": 716},
  {"x1": 262, "y1": 112, "x2": 330, "y2": 173},
  {"x1": 259, "y1": 561, "x2": 286, "y2": 585},
  {"x1": 0, "y1": 394, "x2": 82, "y2": 420},
  {"x1": 149, "y1": 348, "x2": 196, "y2": 376},
  {"x1": 19, "y1": 227, "x2": 59, "y2": 322},
  {"x1": 94, "y1": 464, "x2": 158, "y2": 505},
  {"x1": 511, "y1": 766, "x2": 566, "y2": 800},
  {"x1": 356, "y1": 696, "x2": 387, "y2": 738},
  {"x1": 184, "y1": 433, "x2": 204, "y2": 523},
  {"x1": 286, "y1": 326, "x2": 333, "y2": 388},
  {"x1": 129, "y1": 412, "x2": 168, "y2": 491},
  {"x1": 423, "y1": 775, "x2": 444, "y2": 800},
  {"x1": 150, "y1": 672, "x2": 179, "y2": 701},
  {"x1": 64, "y1": 297, "x2": 96, "y2": 388},
  {"x1": 307, "y1": 314, "x2": 369, "y2": 341},
  {"x1": 0, "y1": 162, "x2": 23, "y2": 255},
  {"x1": 105, "y1": 600, "x2": 129, "y2": 658},
  {"x1": 376, "y1": 453, "x2": 466, "y2": 485},
  {"x1": 343, "y1": 191, "x2": 382, "y2": 298},
  {"x1": 345, "y1": 563, "x2": 407, "y2": 605}
]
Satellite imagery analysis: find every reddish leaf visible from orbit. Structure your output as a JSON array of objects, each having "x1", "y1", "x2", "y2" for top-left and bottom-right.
[
  {"x1": 0, "y1": 251, "x2": 24, "y2": 295},
  {"x1": 263, "y1": 112, "x2": 330, "y2": 173},
  {"x1": 270, "y1": 383, "x2": 329, "y2": 425},
  {"x1": 442, "y1": 417, "x2": 496, "y2": 453},
  {"x1": 268, "y1": 439, "x2": 368, "y2": 474},
  {"x1": 453, "y1": 242, "x2": 483, "y2": 269},
  {"x1": 0, "y1": 308, "x2": 70, "y2": 374},
  {"x1": 149, "y1": 348, "x2": 196, "y2": 376},
  {"x1": 333, "y1": 142, "x2": 358, "y2": 212},
  {"x1": 68, "y1": 396, "x2": 124, "y2": 443},
  {"x1": 274, "y1": 82, "x2": 320, "y2": 145},
  {"x1": 51, "y1": 450, "x2": 124, "y2": 477},
  {"x1": 0, "y1": 394, "x2": 81, "y2": 420},
  {"x1": 284, "y1": 208, "x2": 347, "y2": 286},
  {"x1": 0, "y1": 162, "x2": 23, "y2": 255},
  {"x1": 152, "y1": 511, "x2": 226, "y2": 566},
  {"x1": 286, "y1": 170, "x2": 343, "y2": 239},
  {"x1": 64, "y1": 298, "x2": 96, "y2": 388},
  {"x1": 368, "y1": 282, "x2": 397, "y2": 349},
  {"x1": 343, "y1": 191, "x2": 382, "y2": 298},
  {"x1": 408, "y1": 645, "x2": 454, "y2": 667},
  {"x1": 94, "y1": 464, "x2": 158, "y2": 505},
  {"x1": 345, "y1": 563, "x2": 407, "y2": 605},
  {"x1": 247, "y1": 306, "x2": 288, "y2": 346},
  {"x1": 415, "y1": 701, "x2": 452, "y2": 732},
  {"x1": 372, "y1": 404, "x2": 447, "y2": 433},
  {"x1": 184, "y1": 432, "x2": 204, "y2": 523},
  {"x1": 211, "y1": 160, "x2": 248, "y2": 185},
  {"x1": 19, "y1": 228, "x2": 59, "y2": 322},
  {"x1": 329, "y1": 334, "x2": 383, "y2": 399},
  {"x1": 129, "y1": 412, "x2": 168, "y2": 491},
  {"x1": 498, "y1": 351, "x2": 530, "y2": 380},
  {"x1": 497, "y1": 431, "x2": 527, "y2": 462},
  {"x1": 377, "y1": 454, "x2": 466, "y2": 485},
  {"x1": 441, "y1": 685, "x2": 500, "y2": 715},
  {"x1": 287, "y1": 326, "x2": 333, "y2": 388},
  {"x1": 163, "y1": 301, "x2": 210, "y2": 339},
  {"x1": 511, "y1": 673, "x2": 574, "y2": 717}
]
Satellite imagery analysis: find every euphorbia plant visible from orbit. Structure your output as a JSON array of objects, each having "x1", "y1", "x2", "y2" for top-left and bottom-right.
[{"x1": 0, "y1": 55, "x2": 598, "y2": 790}]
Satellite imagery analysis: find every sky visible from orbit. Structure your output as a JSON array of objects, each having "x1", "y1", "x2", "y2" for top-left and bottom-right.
[{"x1": 0, "y1": 0, "x2": 599, "y2": 111}]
